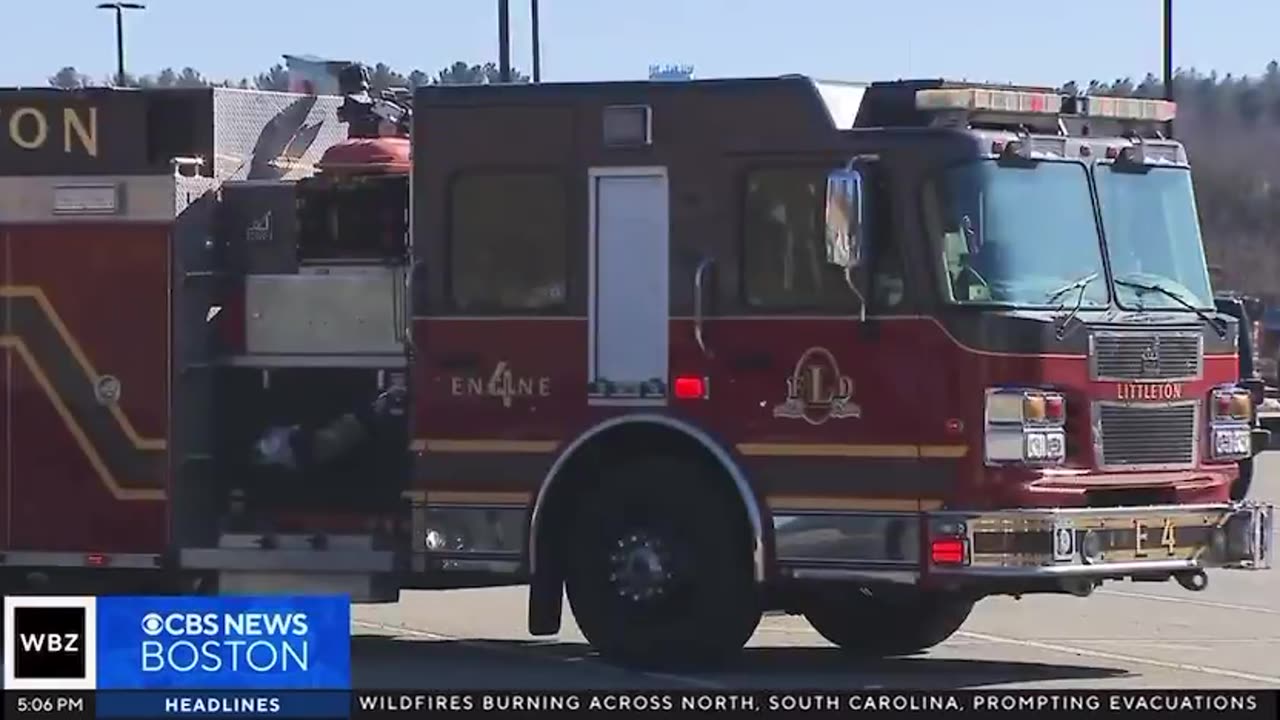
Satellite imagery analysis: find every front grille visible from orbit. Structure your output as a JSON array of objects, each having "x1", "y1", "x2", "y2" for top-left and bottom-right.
[
  {"x1": 1091, "y1": 331, "x2": 1203, "y2": 381},
  {"x1": 1096, "y1": 402, "x2": 1197, "y2": 468}
]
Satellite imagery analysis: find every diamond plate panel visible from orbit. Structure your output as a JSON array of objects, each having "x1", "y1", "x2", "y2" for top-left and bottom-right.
[{"x1": 211, "y1": 89, "x2": 348, "y2": 182}]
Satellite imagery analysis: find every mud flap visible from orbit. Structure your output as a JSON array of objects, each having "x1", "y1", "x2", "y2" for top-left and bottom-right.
[
  {"x1": 1252, "y1": 427, "x2": 1271, "y2": 455},
  {"x1": 527, "y1": 571, "x2": 564, "y2": 636}
]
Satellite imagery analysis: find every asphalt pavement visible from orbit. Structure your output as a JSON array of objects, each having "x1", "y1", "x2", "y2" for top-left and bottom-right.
[{"x1": 351, "y1": 455, "x2": 1280, "y2": 690}]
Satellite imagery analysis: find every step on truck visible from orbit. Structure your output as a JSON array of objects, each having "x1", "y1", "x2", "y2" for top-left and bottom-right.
[{"x1": 0, "y1": 70, "x2": 1272, "y2": 670}]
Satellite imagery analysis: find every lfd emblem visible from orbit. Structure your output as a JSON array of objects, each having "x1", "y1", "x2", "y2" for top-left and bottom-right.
[{"x1": 772, "y1": 347, "x2": 861, "y2": 424}]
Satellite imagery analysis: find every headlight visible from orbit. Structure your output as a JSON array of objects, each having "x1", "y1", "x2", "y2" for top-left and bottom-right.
[
  {"x1": 1211, "y1": 427, "x2": 1251, "y2": 458},
  {"x1": 985, "y1": 388, "x2": 1067, "y2": 466},
  {"x1": 1209, "y1": 386, "x2": 1253, "y2": 462}
]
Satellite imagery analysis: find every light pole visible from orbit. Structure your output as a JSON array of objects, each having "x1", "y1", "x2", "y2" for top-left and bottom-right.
[
  {"x1": 498, "y1": 0, "x2": 512, "y2": 83},
  {"x1": 1162, "y1": 0, "x2": 1174, "y2": 136},
  {"x1": 97, "y1": 2, "x2": 146, "y2": 86},
  {"x1": 531, "y1": 0, "x2": 541, "y2": 82}
]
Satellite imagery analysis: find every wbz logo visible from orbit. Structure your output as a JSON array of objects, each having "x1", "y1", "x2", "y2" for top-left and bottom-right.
[{"x1": 3, "y1": 596, "x2": 97, "y2": 690}]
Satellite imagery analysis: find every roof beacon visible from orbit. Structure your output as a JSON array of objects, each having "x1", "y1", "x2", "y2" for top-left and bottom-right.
[
  {"x1": 916, "y1": 88, "x2": 1064, "y2": 116},
  {"x1": 1083, "y1": 96, "x2": 1176, "y2": 122}
]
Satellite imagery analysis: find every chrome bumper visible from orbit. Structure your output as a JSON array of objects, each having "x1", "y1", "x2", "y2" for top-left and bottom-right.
[{"x1": 927, "y1": 501, "x2": 1273, "y2": 578}]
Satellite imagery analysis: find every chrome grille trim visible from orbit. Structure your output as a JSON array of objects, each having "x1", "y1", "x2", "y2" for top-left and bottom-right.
[
  {"x1": 1089, "y1": 330, "x2": 1203, "y2": 382},
  {"x1": 1092, "y1": 400, "x2": 1199, "y2": 471}
]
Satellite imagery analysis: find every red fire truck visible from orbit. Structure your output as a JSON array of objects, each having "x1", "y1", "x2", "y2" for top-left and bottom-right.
[{"x1": 0, "y1": 70, "x2": 1272, "y2": 670}]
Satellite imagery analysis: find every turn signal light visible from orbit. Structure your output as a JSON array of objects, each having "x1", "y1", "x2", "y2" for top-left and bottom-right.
[{"x1": 930, "y1": 538, "x2": 967, "y2": 565}]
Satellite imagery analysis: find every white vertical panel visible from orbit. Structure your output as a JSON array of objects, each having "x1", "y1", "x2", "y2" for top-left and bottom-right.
[{"x1": 588, "y1": 168, "x2": 670, "y2": 398}]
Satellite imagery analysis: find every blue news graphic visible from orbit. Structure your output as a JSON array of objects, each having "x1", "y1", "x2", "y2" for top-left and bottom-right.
[{"x1": 94, "y1": 595, "x2": 350, "y2": 690}]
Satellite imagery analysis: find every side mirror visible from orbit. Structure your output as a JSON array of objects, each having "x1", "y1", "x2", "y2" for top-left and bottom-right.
[{"x1": 824, "y1": 168, "x2": 865, "y2": 269}]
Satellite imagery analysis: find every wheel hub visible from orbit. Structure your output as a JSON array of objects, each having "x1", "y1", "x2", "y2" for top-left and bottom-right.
[{"x1": 609, "y1": 532, "x2": 674, "y2": 601}]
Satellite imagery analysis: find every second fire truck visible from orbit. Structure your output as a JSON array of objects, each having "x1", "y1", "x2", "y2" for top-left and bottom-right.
[{"x1": 0, "y1": 69, "x2": 1271, "y2": 669}]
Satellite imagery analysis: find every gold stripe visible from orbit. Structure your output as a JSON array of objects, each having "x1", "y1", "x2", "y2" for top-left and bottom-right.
[
  {"x1": 0, "y1": 337, "x2": 163, "y2": 501},
  {"x1": 425, "y1": 491, "x2": 532, "y2": 505},
  {"x1": 737, "y1": 443, "x2": 967, "y2": 459},
  {"x1": 769, "y1": 496, "x2": 944, "y2": 512},
  {"x1": 413, "y1": 439, "x2": 559, "y2": 454},
  {"x1": 920, "y1": 445, "x2": 969, "y2": 458},
  {"x1": 3, "y1": 286, "x2": 165, "y2": 450}
]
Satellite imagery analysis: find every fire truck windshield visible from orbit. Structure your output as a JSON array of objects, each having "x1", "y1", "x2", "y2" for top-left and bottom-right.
[
  {"x1": 1096, "y1": 165, "x2": 1215, "y2": 311},
  {"x1": 928, "y1": 159, "x2": 1107, "y2": 308}
]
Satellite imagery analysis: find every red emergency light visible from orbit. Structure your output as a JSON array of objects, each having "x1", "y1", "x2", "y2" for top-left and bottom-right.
[
  {"x1": 916, "y1": 88, "x2": 1063, "y2": 116},
  {"x1": 673, "y1": 375, "x2": 707, "y2": 400}
]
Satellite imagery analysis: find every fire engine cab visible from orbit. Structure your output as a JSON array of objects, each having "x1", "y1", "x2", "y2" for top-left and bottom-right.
[{"x1": 0, "y1": 71, "x2": 1272, "y2": 670}]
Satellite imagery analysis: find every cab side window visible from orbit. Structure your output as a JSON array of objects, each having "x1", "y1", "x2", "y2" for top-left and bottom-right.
[
  {"x1": 867, "y1": 170, "x2": 906, "y2": 312},
  {"x1": 449, "y1": 172, "x2": 568, "y2": 313},
  {"x1": 741, "y1": 165, "x2": 905, "y2": 313},
  {"x1": 742, "y1": 167, "x2": 861, "y2": 312}
]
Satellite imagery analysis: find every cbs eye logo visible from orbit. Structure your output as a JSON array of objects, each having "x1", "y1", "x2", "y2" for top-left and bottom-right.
[{"x1": 141, "y1": 613, "x2": 164, "y2": 636}]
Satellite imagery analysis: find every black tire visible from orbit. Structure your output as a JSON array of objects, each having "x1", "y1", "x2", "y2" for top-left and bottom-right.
[
  {"x1": 564, "y1": 456, "x2": 761, "y2": 670},
  {"x1": 802, "y1": 588, "x2": 974, "y2": 656}
]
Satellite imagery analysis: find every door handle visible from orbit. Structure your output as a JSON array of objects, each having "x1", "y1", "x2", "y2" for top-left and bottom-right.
[
  {"x1": 438, "y1": 352, "x2": 481, "y2": 370},
  {"x1": 694, "y1": 257, "x2": 715, "y2": 358}
]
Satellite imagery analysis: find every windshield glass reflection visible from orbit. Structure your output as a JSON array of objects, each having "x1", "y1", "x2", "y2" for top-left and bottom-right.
[
  {"x1": 928, "y1": 160, "x2": 1107, "y2": 308},
  {"x1": 1096, "y1": 166, "x2": 1215, "y2": 311}
]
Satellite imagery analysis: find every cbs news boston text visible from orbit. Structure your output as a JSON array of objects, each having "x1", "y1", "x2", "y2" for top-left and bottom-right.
[{"x1": 3, "y1": 595, "x2": 1276, "y2": 719}]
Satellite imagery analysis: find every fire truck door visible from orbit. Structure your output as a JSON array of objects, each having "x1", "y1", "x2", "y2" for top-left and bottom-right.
[{"x1": 588, "y1": 168, "x2": 670, "y2": 401}]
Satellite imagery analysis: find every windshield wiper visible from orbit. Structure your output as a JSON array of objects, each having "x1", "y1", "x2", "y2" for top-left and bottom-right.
[
  {"x1": 1115, "y1": 277, "x2": 1228, "y2": 338},
  {"x1": 1048, "y1": 273, "x2": 1098, "y2": 340}
]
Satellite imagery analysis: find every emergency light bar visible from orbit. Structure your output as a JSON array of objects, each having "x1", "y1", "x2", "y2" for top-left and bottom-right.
[
  {"x1": 1082, "y1": 96, "x2": 1176, "y2": 122},
  {"x1": 916, "y1": 88, "x2": 1063, "y2": 115},
  {"x1": 914, "y1": 87, "x2": 1177, "y2": 124}
]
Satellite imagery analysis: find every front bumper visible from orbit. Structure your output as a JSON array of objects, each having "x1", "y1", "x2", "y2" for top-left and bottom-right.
[{"x1": 928, "y1": 501, "x2": 1272, "y2": 578}]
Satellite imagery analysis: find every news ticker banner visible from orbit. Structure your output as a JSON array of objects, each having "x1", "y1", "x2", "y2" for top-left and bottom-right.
[{"x1": 1, "y1": 690, "x2": 1276, "y2": 719}]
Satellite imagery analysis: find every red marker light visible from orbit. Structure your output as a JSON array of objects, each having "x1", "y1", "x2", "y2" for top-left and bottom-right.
[
  {"x1": 1214, "y1": 393, "x2": 1232, "y2": 418},
  {"x1": 673, "y1": 376, "x2": 706, "y2": 400},
  {"x1": 85, "y1": 553, "x2": 108, "y2": 567},
  {"x1": 930, "y1": 538, "x2": 966, "y2": 565},
  {"x1": 1044, "y1": 394, "x2": 1065, "y2": 422}
]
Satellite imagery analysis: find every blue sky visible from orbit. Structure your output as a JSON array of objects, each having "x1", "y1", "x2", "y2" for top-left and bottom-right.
[{"x1": 3, "y1": 1, "x2": 1278, "y2": 88}]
